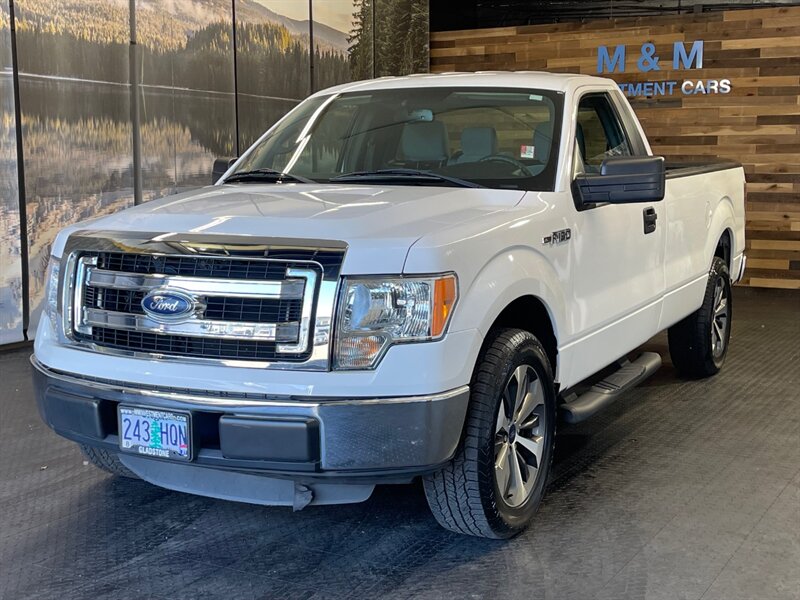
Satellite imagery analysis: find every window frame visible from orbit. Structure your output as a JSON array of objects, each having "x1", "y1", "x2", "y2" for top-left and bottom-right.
[
  {"x1": 570, "y1": 89, "x2": 646, "y2": 211},
  {"x1": 230, "y1": 87, "x2": 566, "y2": 192}
]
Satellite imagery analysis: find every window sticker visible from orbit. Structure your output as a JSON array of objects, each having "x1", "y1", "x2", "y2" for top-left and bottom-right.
[{"x1": 520, "y1": 145, "x2": 535, "y2": 159}]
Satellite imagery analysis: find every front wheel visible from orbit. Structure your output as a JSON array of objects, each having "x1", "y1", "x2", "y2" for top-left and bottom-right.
[
  {"x1": 423, "y1": 329, "x2": 557, "y2": 538},
  {"x1": 80, "y1": 444, "x2": 139, "y2": 479}
]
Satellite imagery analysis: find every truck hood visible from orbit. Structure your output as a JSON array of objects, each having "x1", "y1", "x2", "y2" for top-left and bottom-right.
[{"x1": 65, "y1": 183, "x2": 526, "y2": 273}]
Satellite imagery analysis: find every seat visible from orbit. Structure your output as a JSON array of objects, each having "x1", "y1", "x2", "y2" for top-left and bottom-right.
[
  {"x1": 399, "y1": 121, "x2": 449, "y2": 166},
  {"x1": 451, "y1": 126, "x2": 497, "y2": 164},
  {"x1": 533, "y1": 122, "x2": 553, "y2": 163},
  {"x1": 575, "y1": 122, "x2": 587, "y2": 162}
]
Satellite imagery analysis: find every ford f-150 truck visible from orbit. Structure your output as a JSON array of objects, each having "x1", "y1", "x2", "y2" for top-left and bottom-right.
[{"x1": 33, "y1": 72, "x2": 746, "y2": 538}]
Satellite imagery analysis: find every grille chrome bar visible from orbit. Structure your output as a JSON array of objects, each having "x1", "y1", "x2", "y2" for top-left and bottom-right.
[
  {"x1": 85, "y1": 267, "x2": 306, "y2": 299},
  {"x1": 82, "y1": 307, "x2": 300, "y2": 342},
  {"x1": 278, "y1": 267, "x2": 317, "y2": 354}
]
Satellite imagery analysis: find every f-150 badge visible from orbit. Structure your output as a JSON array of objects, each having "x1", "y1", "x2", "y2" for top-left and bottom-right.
[{"x1": 543, "y1": 229, "x2": 571, "y2": 246}]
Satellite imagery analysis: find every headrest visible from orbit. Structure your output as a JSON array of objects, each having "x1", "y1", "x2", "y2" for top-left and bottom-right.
[
  {"x1": 400, "y1": 121, "x2": 449, "y2": 162},
  {"x1": 460, "y1": 127, "x2": 497, "y2": 160}
]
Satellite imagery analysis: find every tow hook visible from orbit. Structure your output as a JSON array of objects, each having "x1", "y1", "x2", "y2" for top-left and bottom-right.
[{"x1": 293, "y1": 482, "x2": 314, "y2": 511}]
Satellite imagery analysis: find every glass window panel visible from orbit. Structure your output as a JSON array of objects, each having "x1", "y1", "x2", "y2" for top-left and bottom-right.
[
  {"x1": 374, "y1": 0, "x2": 428, "y2": 77},
  {"x1": 137, "y1": 0, "x2": 236, "y2": 199},
  {"x1": 0, "y1": 1, "x2": 23, "y2": 343},
  {"x1": 14, "y1": 0, "x2": 133, "y2": 334},
  {"x1": 312, "y1": 0, "x2": 353, "y2": 90},
  {"x1": 234, "y1": 0, "x2": 311, "y2": 151}
]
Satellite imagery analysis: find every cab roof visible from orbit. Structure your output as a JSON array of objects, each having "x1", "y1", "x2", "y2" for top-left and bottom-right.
[{"x1": 312, "y1": 71, "x2": 615, "y2": 97}]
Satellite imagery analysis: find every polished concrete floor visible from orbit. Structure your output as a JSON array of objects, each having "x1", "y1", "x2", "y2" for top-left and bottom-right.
[{"x1": 2, "y1": 288, "x2": 798, "y2": 600}]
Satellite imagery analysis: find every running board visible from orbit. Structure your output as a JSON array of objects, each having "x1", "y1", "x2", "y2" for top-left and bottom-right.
[{"x1": 559, "y1": 352, "x2": 662, "y2": 424}]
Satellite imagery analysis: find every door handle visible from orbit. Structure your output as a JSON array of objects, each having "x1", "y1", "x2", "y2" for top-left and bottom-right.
[{"x1": 643, "y1": 207, "x2": 657, "y2": 234}]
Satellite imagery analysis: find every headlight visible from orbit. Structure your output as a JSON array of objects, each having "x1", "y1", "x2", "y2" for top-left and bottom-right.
[
  {"x1": 334, "y1": 274, "x2": 458, "y2": 370},
  {"x1": 44, "y1": 255, "x2": 61, "y2": 323}
]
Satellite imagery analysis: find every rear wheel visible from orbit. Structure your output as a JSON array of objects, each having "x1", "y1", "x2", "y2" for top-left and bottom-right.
[
  {"x1": 423, "y1": 329, "x2": 556, "y2": 538},
  {"x1": 80, "y1": 444, "x2": 139, "y2": 479},
  {"x1": 668, "y1": 256, "x2": 732, "y2": 378}
]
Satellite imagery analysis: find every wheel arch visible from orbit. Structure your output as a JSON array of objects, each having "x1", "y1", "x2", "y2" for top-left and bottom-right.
[
  {"x1": 715, "y1": 228, "x2": 733, "y2": 272},
  {"x1": 706, "y1": 197, "x2": 737, "y2": 273},
  {"x1": 488, "y1": 296, "x2": 558, "y2": 379}
]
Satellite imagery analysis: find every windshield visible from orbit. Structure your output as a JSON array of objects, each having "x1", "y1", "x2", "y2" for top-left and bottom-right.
[{"x1": 229, "y1": 87, "x2": 564, "y2": 191}]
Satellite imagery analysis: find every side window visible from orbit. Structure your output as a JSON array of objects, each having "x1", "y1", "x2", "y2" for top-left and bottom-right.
[{"x1": 575, "y1": 94, "x2": 632, "y2": 174}]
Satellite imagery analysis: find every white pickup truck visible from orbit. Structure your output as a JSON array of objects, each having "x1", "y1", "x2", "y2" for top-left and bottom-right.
[{"x1": 33, "y1": 72, "x2": 746, "y2": 538}]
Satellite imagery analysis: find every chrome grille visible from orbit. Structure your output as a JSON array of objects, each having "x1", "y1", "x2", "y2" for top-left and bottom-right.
[
  {"x1": 61, "y1": 233, "x2": 347, "y2": 370},
  {"x1": 66, "y1": 249, "x2": 331, "y2": 364}
]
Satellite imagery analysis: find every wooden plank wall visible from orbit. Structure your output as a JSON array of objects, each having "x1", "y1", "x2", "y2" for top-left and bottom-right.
[{"x1": 430, "y1": 6, "x2": 800, "y2": 289}]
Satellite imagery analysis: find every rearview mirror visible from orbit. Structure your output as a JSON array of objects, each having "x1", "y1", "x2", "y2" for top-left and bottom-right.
[
  {"x1": 573, "y1": 156, "x2": 665, "y2": 207},
  {"x1": 212, "y1": 157, "x2": 237, "y2": 184}
]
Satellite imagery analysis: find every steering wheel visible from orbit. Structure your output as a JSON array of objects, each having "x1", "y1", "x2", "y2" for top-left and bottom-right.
[{"x1": 478, "y1": 154, "x2": 536, "y2": 174}]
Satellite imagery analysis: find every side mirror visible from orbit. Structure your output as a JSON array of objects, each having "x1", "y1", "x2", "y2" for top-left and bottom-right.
[
  {"x1": 212, "y1": 157, "x2": 237, "y2": 184},
  {"x1": 573, "y1": 156, "x2": 665, "y2": 207}
]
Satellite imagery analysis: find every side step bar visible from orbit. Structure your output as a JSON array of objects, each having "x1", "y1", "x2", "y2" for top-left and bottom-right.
[{"x1": 559, "y1": 352, "x2": 662, "y2": 424}]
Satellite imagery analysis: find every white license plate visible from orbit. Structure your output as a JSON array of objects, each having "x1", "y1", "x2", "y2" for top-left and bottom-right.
[{"x1": 118, "y1": 406, "x2": 191, "y2": 461}]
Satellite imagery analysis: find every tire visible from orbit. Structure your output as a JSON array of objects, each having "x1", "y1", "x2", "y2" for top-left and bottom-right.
[
  {"x1": 668, "y1": 256, "x2": 732, "y2": 378},
  {"x1": 80, "y1": 444, "x2": 140, "y2": 479},
  {"x1": 423, "y1": 328, "x2": 557, "y2": 539}
]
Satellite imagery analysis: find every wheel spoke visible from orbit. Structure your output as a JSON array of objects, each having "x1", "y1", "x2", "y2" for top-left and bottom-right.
[
  {"x1": 507, "y1": 446, "x2": 525, "y2": 501},
  {"x1": 516, "y1": 434, "x2": 544, "y2": 469},
  {"x1": 516, "y1": 377, "x2": 541, "y2": 426},
  {"x1": 511, "y1": 366, "x2": 530, "y2": 419},
  {"x1": 519, "y1": 412, "x2": 540, "y2": 430},
  {"x1": 495, "y1": 440, "x2": 509, "y2": 470},
  {"x1": 714, "y1": 283, "x2": 723, "y2": 311},
  {"x1": 495, "y1": 443, "x2": 511, "y2": 496},
  {"x1": 713, "y1": 320, "x2": 723, "y2": 345},
  {"x1": 495, "y1": 404, "x2": 511, "y2": 435},
  {"x1": 714, "y1": 297, "x2": 727, "y2": 317}
]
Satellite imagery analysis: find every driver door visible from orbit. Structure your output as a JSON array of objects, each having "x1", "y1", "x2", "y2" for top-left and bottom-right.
[{"x1": 566, "y1": 91, "x2": 666, "y2": 384}]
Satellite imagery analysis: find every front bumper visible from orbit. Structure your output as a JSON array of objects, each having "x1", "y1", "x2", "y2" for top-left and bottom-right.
[{"x1": 32, "y1": 356, "x2": 469, "y2": 483}]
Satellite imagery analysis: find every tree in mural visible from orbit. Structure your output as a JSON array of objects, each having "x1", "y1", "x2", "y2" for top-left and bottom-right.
[
  {"x1": 349, "y1": 0, "x2": 429, "y2": 80},
  {"x1": 348, "y1": 0, "x2": 374, "y2": 81}
]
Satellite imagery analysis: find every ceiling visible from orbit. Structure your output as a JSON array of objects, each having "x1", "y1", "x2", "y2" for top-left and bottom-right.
[{"x1": 430, "y1": 0, "x2": 800, "y2": 31}]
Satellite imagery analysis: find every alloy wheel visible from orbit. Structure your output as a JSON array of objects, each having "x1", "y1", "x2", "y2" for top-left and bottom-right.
[
  {"x1": 711, "y1": 278, "x2": 729, "y2": 358},
  {"x1": 494, "y1": 365, "x2": 547, "y2": 508}
]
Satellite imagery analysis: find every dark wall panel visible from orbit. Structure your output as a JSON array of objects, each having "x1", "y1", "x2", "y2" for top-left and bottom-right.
[
  {"x1": 431, "y1": 0, "x2": 799, "y2": 31},
  {"x1": 431, "y1": 5, "x2": 800, "y2": 289}
]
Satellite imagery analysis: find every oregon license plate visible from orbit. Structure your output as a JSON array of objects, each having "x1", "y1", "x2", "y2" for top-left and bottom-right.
[{"x1": 118, "y1": 406, "x2": 191, "y2": 461}]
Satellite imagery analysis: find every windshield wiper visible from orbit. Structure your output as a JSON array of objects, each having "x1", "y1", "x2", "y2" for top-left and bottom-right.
[
  {"x1": 330, "y1": 168, "x2": 483, "y2": 188},
  {"x1": 224, "y1": 168, "x2": 315, "y2": 184}
]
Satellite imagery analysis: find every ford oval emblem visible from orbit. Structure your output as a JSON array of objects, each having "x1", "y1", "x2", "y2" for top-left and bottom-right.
[{"x1": 141, "y1": 289, "x2": 195, "y2": 322}]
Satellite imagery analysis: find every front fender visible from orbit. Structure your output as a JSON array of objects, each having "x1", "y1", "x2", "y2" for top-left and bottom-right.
[{"x1": 450, "y1": 246, "x2": 567, "y2": 380}]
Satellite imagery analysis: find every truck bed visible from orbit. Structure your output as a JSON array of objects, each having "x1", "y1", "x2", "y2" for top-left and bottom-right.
[{"x1": 664, "y1": 160, "x2": 742, "y2": 179}]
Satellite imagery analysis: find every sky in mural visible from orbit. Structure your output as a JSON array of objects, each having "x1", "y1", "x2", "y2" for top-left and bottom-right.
[{"x1": 257, "y1": 0, "x2": 353, "y2": 33}]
